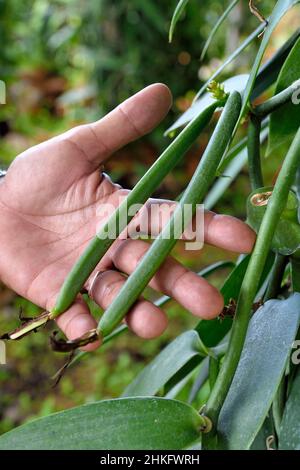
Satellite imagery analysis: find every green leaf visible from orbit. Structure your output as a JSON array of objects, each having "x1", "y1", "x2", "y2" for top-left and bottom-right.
[
  {"x1": 165, "y1": 366, "x2": 197, "y2": 399},
  {"x1": 250, "y1": 415, "x2": 276, "y2": 450},
  {"x1": 195, "y1": 252, "x2": 274, "y2": 348},
  {"x1": 168, "y1": 22, "x2": 300, "y2": 139},
  {"x1": 202, "y1": 25, "x2": 296, "y2": 105},
  {"x1": 251, "y1": 28, "x2": 300, "y2": 100},
  {"x1": 240, "y1": 0, "x2": 300, "y2": 120},
  {"x1": 0, "y1": 397, "x2": 202, "y2": 450},
  {"x1": 166, "y1": 74, "x2": 249, "y2": 136},
  {"x1": 295, "y1": 164, "x2": 300, "y2": 223},
  {"x1": 291, "y1": 255, "x2": 300, "y2": 292},
  {"x1": 200, "y1": 0, "x2": 239, "y2": 60},
  {"x1": 169, "y1": 0, "x2": 190, "y2": 42},
  {"x1": 195, "y1": 255, "x2": 250, "y2": 348},
  {"x1": 194, "y1": 25, "x2": 264, "y2": 103},
  {"x1": 164, "y1": 355, "x2": 203, "y2": 394},
  {"x1": 267, "y1": 36, "x2": 300, "y2": 156},
  {"x1": 122, "y1": 330, "x2": 207, "y2": 397},
  {"x1": 217, "y1": 294, "x2": 300, "y2": 450},
  {"x1": 279, "y1": 368, "x2": 300, "y2": 449},
  {"x1": 188, "y1": 357, "x2": 210, "y2": 403}
]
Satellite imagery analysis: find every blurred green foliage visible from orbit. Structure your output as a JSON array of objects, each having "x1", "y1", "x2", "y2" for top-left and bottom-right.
[
  {"x1": 0, "y1": 0, "x2": 274, "y2": 129},
  {"x1": 0, "y1": 0, "x2": 206, "y2": 125},
  {"x1": 0, "y1": 0, "x2": 288, "y2": 435}
]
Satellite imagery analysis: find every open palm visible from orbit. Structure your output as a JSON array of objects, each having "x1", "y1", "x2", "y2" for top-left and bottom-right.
[{"x1": 0, "y1": 84, "x2": 255, "y2": 350}]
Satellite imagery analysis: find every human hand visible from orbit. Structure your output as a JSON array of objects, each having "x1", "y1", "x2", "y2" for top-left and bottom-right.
[{"x1": 0, "y1": 84, "x2": 255, "y2": 350}]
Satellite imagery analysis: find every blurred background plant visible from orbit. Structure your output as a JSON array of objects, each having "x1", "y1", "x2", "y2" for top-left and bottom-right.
[{"x1": 0, "y1": 0, "x2": 297, "y2": 434}]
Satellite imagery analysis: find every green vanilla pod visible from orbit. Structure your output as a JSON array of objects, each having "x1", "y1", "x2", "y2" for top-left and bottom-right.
[
  {"x1": 0, "y1": 100, "x2": 223, "y2": 342},
  {"x1": 98, "y1": 91, "x2": 242, "y2": 337},
  {"x1": 247, "y1": 186, "x2": 300, "y2": 256},
  {"x1": 49, "y1": 99, "x2": 222, "y2": 319}
]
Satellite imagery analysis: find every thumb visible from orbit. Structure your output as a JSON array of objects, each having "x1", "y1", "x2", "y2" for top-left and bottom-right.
[{"x1": 63, "y1": 83, "x2": 172, "y2": 167}]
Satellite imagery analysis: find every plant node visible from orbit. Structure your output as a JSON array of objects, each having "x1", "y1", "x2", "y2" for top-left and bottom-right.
[
  {"x1": 199, "y1": 415, "x2": 213, "y2": 434},
  {"x1": 251, "y1": 191, "x2": 272, "y2": 206}
]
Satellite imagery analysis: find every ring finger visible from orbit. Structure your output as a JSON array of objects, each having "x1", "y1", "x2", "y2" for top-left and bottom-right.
[{"x1": 88, "y1": 269, "x2": 168, "y2": 339}]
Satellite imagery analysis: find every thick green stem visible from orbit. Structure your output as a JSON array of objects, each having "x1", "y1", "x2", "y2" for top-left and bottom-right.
[
  {"x1": 264, "y1": 254, "x2": 287, "y2": 300},
  {"x1": 204, "y1": 125, "x2": 300, "y2": 434},
  {"x1": 247, "y1": 114, "x2": 263, "y2": 190},
  {"x1": 98, "y1": 92, "x2": 241, "y2": 337},
  {"x1": 50, "y1": 100, "x2": 221, "y2": 318},
  {"x1": 254, "y1": 80, "x2": 300, "y2": 117}
]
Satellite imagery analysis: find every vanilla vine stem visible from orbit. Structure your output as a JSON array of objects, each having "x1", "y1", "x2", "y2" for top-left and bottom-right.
[
  {"x1": 204, "y1": 125, "x2": 300, "y2": 436},
  {"x1": 247, "y1": 113, "x2": 263, "y2": 190},
  {"x1": 254, "y1": 79, "x2": 300, "y2": 117},
  {"x1": 248, "y1": 81, "x2": 300, "y2": 191}
]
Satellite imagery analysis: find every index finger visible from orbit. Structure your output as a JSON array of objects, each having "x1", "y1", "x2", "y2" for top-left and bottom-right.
[{"x1": 63, "y1": 83, "x2": 172, "y2": 167}]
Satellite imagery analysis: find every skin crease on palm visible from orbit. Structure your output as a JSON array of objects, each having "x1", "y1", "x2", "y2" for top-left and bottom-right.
[{"x1": 0, "y1": 83, "x2": 256, "y2": 351}]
